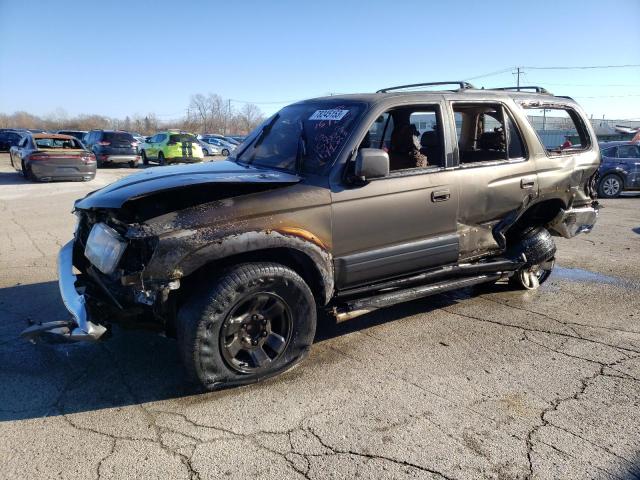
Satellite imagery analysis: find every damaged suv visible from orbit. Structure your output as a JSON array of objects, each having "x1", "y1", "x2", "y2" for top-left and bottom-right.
[{"x1": 23, "y1": 82, "x2": 600, "y2": 390}]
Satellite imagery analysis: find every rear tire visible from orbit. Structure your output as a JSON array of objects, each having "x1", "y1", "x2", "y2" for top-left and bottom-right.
[
  {"x1": 158, "y1": 152, "x2": 165, "y2": 166},
  {"x1": 176, "y1": 262, "x2": 317, "y2": 391},
  {"x1": 22, "y1": 160, "x2": 35, "y2": 181},
  {"x1": 128, "y1": 161, "x2": 137, "y2": 168},
  {"x1": 598, "y1": 174, "x2": 622, "y2": 198},
  {"x1": 141, "y1": 150, "x2": 148, "y2": 166}
]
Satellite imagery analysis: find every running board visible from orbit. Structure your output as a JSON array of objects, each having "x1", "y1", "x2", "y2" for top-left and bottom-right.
[{"x1": 334, "y1": 273, "x2": 503, "y2": 322}]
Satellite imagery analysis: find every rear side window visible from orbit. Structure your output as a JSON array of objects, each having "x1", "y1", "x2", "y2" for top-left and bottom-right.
[
  {"x1": 601, "y1": 146, "x2": 617, "y2": 158},
  {"x1": 522, "y1": 106, "x2": 591, "y2": 154},
  {"x1": 617, "y1": 145, "x2": 640, "y2": 158},
  {"x1": 452, "y1": 103, "x2": 526, "y2": 164}
]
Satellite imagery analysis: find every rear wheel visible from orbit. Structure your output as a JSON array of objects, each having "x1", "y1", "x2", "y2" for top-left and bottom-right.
[
  {"x1": 141, "y1": 150, "x2": 148, "y2": 166},
  {"x1": 509, "y1": 258, "x2": 555, "y2": 290},
  {"x1": 598, "y1": 174, "x2": 622, "y2": 198},
  {"x1": 507, "y1": 227, "x2": 556, "y2": 290},
  {"x1": 176, "y1": 262, "x2": 317, "y2": 390},
  {"x1": 128, "y1": 161, "x2": 137, "y2": 168},
  {"x1": 158, "y1": 151, "x2": 165, "y2": 166}
]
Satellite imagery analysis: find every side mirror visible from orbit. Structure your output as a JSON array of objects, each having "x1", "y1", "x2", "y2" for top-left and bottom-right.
[{"x1": 354, "y1": 148, "x2": 389, "y2": 181}]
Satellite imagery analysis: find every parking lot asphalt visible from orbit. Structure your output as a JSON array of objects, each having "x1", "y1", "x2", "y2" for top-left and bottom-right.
[{"x1": 0, "y1": 152, "x2": 639, "y2": 480}]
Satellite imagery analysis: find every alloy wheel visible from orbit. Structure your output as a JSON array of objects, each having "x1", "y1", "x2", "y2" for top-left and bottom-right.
[{"x1": 220, "y1": 292, "x2": 292, "y2": 373}]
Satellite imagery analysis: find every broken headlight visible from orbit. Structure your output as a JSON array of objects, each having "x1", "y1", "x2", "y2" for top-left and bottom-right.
[{"x1": 84, "y1": 223, "x2": 127, "y2": 275}]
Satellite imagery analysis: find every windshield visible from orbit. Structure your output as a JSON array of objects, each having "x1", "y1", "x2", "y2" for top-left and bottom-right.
[{"x1": 235, "y1": 101, "x2": 365, "y2": 174}]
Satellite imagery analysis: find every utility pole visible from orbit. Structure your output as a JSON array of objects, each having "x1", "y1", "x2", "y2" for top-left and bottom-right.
[{"x1": 516, "y1": 67, "x2": 521, "y2": 91}]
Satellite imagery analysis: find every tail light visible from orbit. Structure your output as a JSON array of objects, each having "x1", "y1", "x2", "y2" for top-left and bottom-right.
[
  {"x1": 29, "y1": 153, "x2": 48, "y2": 161},
  {"x1": 97, "y1": 141, "x2": 111, "y2": 146},
  {"x1": 82, "y1": 154, "x2": 96, "y2": 164}
]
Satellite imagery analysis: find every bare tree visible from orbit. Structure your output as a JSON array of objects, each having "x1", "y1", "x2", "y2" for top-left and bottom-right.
[{"x1": 236, "y1": 103, "x2": 264, "y2": 134}]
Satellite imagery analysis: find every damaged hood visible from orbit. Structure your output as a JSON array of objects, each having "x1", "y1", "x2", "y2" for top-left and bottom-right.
[{"x1": 75, "y1": 160, "x2": 301, "y2": 209}]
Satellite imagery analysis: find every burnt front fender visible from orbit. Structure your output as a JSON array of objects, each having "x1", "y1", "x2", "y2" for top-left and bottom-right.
[{"x1": 144, "y1": 230, "x2": 334, "y2": 305}]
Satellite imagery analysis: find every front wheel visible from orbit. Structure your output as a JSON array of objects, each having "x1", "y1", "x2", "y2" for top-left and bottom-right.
[
  {"x1": 598, "y1": 174, "x2": 622, "y2": 198},
  {"x1": 222, "y1": 148, "x2": 230, "y2": 156},
  {"x1": 141, "y1": 150, "x2": 148, "y2": 166},
  {"x1": 176, "y1": 262, "x2": 317, "y2": 390},
  {"x1": 128, "y1": 161, "x2": 137, "y2": 168},
  {"x1": 158, "y1": 152, "x2": 165, "y2": 166}
]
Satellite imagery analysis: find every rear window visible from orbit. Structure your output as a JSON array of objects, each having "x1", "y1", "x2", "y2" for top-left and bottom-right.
[
  {"x1": 169, "y1": 134, "x2": 196, "y2": 143},
  {"x1": 0, "y1": 132, "x2": 21, "y2": 141},
  {"x1": 103, "y1": 132, "x2": 134, "y2": 143},
  {"x1": 35, "y1": 137, "x2": 82, "y2": 149},
  {"x1": 522, "y1": 106, "x2": 591, "y2": 154}
]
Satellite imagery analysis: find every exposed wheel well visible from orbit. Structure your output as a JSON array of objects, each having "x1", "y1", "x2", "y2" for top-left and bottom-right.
[{"x1": 505, "y1": 199, "x2": 565, "y2": 243}]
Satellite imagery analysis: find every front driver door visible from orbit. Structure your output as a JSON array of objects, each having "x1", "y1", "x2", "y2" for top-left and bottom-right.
[{"x1": 331, "y1": 103, "x2": 459, "y2": 289}]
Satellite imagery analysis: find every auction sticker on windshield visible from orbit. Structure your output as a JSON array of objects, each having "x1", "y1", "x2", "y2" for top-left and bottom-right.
[{"x1": 309, "y1": 109, "x2": 349, "y2": 121}]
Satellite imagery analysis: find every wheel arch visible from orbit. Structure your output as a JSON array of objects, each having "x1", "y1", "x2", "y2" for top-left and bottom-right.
[
  {"x1": 599, "y1": 170, "x2": 625, "y2": 189},
  {"x1": 502, "y1": 198, "x2": 567, "y2": 246},
  {"x1": 172, "y1": 231, "x2": 334, "y2": 307}
]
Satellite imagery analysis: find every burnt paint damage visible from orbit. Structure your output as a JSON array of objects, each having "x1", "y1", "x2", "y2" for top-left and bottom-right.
[
  {"x1": 75, "y1": 160, "x2": 302, "y2": 210},
  {"x1": 74, "y1": 176, "x2": 334, "y2": 311}
]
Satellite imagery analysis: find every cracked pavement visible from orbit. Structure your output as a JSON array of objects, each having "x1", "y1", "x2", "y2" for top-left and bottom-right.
[{"x1": 0, "y1": 154, "x2": 639, "y2": 479}]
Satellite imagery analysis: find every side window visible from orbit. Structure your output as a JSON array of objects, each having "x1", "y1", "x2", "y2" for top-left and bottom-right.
[
  {"x1": 357, "y1": 105, "x2": 444, "y2": 171},
  {"x1": 522, "y1": 106, "x2": 591, "y2": 154},
  {"x1": 505, "y1": 111, "x2": 525, "y2": 159},
  {"x1": 617, "y1": 145, "x2": 639, "y2": 159},
  {"x1": 453, "y1": 103, "x2": 508, "y2": 164},
  {"x1": 159, "y1": 134, "x2": 167, "y2": 143},
  {"x1": 19, "y1": 137, "x2": 28, "y2": 148},
  {"x1": 601, "y1": 146, "x2": 617, "y2": 158}
]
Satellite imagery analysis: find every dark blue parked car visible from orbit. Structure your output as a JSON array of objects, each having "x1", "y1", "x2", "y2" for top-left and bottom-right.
[{"x1": 598, "y1": 141, "x2": 640, "y2": 198}]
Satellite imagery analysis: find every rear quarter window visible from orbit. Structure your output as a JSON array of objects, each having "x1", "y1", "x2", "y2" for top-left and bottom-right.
[{"x1": 522, "y1": 105, "x2": 591, "y2": 155}]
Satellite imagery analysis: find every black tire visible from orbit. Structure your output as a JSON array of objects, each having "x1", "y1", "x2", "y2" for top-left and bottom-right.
[
  {"x1": 141, "y1": 150, "x2": 149, "y2": 166},
  {"x1": 176, "y1": 262, "x2": 317, "y2": 390},
  {"x1": 507, "y1": 227, "x2": 556, "y2": 290},
  {"x1": 598, "y1": 174, "x2": 622, "y2": 198},
  {"x1": 222, "y1": 148, "x2": 230, "y2": 156},
  {"x1": 203, "y1": 148, "x2": 209, "y2": 156},
  {"x1": 22, "y1": 160, "x2": 36, "y2": 181},
  {"x1": 128, "y1": 161, "x2": 137, "y2": 168},
  {"x1": 158, "y1": 151, "x2": 165, "y2": 166}
]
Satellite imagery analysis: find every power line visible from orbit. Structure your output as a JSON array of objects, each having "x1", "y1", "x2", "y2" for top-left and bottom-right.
[
  {"x1": 464, "y1": 68, "x2": 513, "y2": 81},
  {"x1": 523, "y1": 64, "x2": 640, "y2": 70}
]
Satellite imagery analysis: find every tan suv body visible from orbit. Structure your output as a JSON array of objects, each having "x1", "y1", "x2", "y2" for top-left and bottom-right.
[{"x1": 24, "y1": 83, "x2": 600, "y2": 389}]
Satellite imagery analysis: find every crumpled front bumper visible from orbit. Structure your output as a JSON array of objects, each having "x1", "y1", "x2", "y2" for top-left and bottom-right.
[
  {"x1": 547, "y1": 205, "x2": 599, "y2": 238},
  {"x1": 21, "y1": 240, "x2": 107, "y2": 342}
]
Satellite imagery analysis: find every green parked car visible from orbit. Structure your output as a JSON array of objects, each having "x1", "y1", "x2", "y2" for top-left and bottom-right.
[{"x1": 140, "y1": 131, "x2": 204, "y2": 165}]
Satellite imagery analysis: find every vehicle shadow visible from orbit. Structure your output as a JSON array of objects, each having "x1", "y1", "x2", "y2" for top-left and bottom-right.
[
  {"x1": 0, "y1": 171, "x2": 30, "y2": 186},
  {"x1": 0, "y1": 279, "x2": 469, "y2": 422}
]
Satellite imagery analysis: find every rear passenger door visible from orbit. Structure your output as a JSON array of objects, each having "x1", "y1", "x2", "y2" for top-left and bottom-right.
[{"x1": 448, "y1": 101, "x2": 537, "y2": 259}]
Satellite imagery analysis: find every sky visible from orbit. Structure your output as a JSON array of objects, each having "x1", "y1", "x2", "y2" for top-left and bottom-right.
[{"x1": 1, "y1": 0, "x2": 639, "y2": 122}]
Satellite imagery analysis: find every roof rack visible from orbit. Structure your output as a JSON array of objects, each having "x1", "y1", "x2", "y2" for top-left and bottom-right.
[
  {"x1": 490, "y1": 86, "x2": 552, "y2": 94},
  {"x1": 376, "y1": 81, "x2": 476, "y2": 93}
]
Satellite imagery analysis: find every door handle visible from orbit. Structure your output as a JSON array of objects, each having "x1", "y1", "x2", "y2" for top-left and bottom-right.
[
  {"x1": 431, "y1": 189, "x2": 451, "y2": 202},
  {"x1": 520, "y1": 177, "x2": 536, "y2": 189}
]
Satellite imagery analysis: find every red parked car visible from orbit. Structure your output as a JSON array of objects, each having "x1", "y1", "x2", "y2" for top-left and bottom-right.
[{"x1": 9, "y1": 133, "x2": 96, "y2": 182}]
